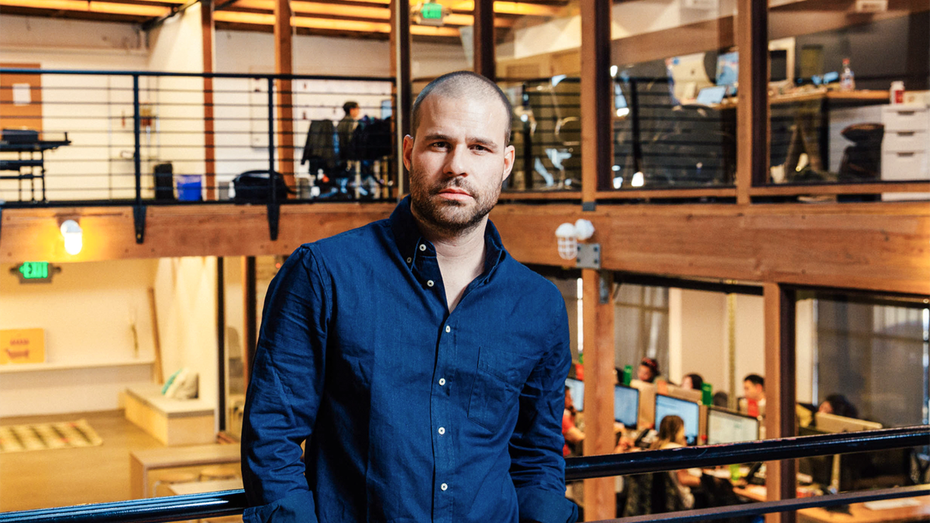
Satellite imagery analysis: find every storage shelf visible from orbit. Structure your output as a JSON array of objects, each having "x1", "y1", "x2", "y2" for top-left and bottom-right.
[{"x1": 0, "y1": 357, "x2": 154, "y2": 373}]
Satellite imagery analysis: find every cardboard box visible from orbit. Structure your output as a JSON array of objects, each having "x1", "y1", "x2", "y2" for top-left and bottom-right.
[{"x1": 0, "y1": 328, "x2": 46, "y2": 364}]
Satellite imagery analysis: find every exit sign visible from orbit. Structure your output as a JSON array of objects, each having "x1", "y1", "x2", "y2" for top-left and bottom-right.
[
  {"x1": 414, "y1": 2, "x2": 446, "y2": 26},
  {"x1": 421, "y1": 2, "x2": 442, "y2": 19},
  {"x1": 11, "y1": 261, "x2": 59, "y2": 283}
]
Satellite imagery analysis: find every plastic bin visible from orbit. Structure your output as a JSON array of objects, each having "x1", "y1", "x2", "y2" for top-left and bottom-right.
[{"x1": 176, "y1": 174, "x2": 202, "y2": 201}]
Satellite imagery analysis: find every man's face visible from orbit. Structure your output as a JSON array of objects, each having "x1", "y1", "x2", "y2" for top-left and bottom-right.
[
  {"x1": 349, "y1": 107, "x2": 360, "y2": 119},
  {"x1": 743, "y1": 380, "x2": 763, "y2": 401},
  {"x1": 403, "y1": 93, "x2": 514, "y2": 236}
]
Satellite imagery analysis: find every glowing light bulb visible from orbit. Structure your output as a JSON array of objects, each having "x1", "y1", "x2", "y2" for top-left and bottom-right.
[{"x1": 60, "y1": 220, "x2": 83, "y2": 255}]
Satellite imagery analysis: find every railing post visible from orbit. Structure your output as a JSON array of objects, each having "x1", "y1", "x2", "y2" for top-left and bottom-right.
[
  {"x1": 266, "y1": 76, "x2": 279, "y2": 241},
  {"x1": 132, "y1": 73, "x2": 146, "y2": 244}
]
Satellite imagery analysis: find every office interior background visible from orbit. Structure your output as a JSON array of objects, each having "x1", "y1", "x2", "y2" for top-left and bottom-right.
[{"x1": 0, "y1": 0, "x2": 928, "y2": 521}]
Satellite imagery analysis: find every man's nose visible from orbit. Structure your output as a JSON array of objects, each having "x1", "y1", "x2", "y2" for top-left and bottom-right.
[{"x1": 443, "y1": 145, "x2": 468, "y2": 177}]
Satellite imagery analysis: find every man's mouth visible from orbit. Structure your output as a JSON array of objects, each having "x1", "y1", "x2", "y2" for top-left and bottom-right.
[{"x1": 436, "y1": 187, "x2": 473, "y2": 200}]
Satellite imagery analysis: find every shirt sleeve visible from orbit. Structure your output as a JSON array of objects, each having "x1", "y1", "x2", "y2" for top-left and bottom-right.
[
  {"x1": 509, "y1": 298, "x2": 579, "y2": 523},
  {"x1": 241, "y1": 245, "x2": 329, "y2": 523}
]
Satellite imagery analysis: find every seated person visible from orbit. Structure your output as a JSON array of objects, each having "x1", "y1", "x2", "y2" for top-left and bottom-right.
[
  {"x1": 739, "y1": 374, "x2": 765, "y2": 418},
  {"x1": 818, "y1": 394, "x2": 858, "y2": 419},
  {"x1": 638, "y1": 357, "x2": 660, "y2": 383},
  {"x1": 650, "y1": 415, "x2": 701, "y2": 509},
  {"x1": 681, "y1": 373, "x2": 704, "y2": 391},
  {"x1": 563, "y1": 386, "x2": 585, "y2": 457}
]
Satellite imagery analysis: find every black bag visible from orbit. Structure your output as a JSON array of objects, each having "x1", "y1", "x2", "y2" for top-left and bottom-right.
[{"x1": 233, "y1": 170, "x2": 292, "y2": 203}]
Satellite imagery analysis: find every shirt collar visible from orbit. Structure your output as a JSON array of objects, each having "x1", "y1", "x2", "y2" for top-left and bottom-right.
[{"x1": 389, "y1": 196, "x2": 506, "y2": 283}]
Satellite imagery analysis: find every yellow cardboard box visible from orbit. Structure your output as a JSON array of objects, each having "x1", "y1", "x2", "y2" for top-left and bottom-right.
[{"x1": 0, "y1": 328, "x2": 46, "y2": 364}]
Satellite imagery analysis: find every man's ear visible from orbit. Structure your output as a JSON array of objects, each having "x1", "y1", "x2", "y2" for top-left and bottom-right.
[
  {"x1": 501, "y1": 144, "x2": 515, "y2": 183},
  {"x1": 402, "y1": 135, "x2": 414, "y2": 172}
]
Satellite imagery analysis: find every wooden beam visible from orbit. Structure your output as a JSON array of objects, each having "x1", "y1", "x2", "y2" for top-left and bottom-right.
[
  {"x1": 764, "y1": 283, "x2": 797, "y2": 523},
  {"x1": 582, "y1": 268, "x2": 617, "y2": 521},
  {"x1": 274, "y1": 0, "x2": 295, "y2": 195},
  {"x1": 736, "y1": 0, "x2": 768, "y2": 204},
  {"x1": 580, "y1": 0, "x2": 611, "y2": 206},
  {"x1": 473, "y1": 0, "x2": 495, "y2": 81},
  {"x1": 390, "y1": 0, "x2": 411, "y2": 198},
  {"x1": 201, "y1": 0, "x2": 216, "y2": 201}
]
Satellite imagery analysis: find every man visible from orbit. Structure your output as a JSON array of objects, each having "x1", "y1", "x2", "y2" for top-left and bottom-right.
[
  {"x1": 741, "y1": 374, "x2": 765, "y2": 418},
  {"x1": 241, "y1": 71, "x2": 578, "y2": 523},
  {"x1": 337, "y1": 100, "x2": 361, "y2": 161}
]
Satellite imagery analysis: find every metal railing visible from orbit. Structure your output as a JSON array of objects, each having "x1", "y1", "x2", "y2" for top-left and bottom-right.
[{"x1": 1, "y1": 426, "x2": 927, "y2": 523}]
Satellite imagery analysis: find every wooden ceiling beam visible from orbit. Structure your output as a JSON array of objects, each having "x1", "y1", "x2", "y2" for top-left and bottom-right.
[{"x1": 0, "y1": 0, "x2": 172, "y2": 17}]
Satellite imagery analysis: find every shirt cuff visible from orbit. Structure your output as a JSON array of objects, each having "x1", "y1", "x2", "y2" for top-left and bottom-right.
[
  {"x1": 243, "y1": 490, "x2": 318, "y2": 523},
  {"x1": 517, "y1": 487, "x2": 579, "y2": 523}
]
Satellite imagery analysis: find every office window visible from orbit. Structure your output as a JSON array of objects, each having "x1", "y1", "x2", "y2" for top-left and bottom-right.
[{"x1": 615, "y1": 284, "x2": 669, "y2": 379}]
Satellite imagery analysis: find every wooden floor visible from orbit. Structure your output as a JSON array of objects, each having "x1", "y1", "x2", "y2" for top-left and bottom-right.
[{"x1": 0, "y1": 410, "x2": 165, "y2": 512}]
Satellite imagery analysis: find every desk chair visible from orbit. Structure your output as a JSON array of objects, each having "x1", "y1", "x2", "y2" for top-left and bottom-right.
[
  {"x1": 0, "y1": 129, "x2": 71, "y2": 202},
  {"x1": 614, "y1": 62, "x2": 735, "y2": 188},
  {"x1": 622, "y1": 472, "x2": 686, "y2": 517}
]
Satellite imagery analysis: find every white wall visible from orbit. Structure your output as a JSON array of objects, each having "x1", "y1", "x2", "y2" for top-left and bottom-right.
[{"x1": 0, "y1": 260, "x2": 158, "y2": 417}]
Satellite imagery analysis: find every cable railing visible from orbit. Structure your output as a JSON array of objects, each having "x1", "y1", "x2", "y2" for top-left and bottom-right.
[{"x1": 1, "y1": 426, "x2": 927, "y2": 523}]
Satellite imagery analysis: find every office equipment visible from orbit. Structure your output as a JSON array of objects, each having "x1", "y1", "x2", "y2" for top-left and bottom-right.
[
  {"x1": 565, "y1": 377, "x2": 584, "y2": 412},
  {"x1": 0, "y1": 129, "x2": 70, "y2": 202},
  {"x1": 770, "y1": 49, "x2": 788, "y2": 82},
  {"x1": 655, "y1": 394, "x2": 700, "y2": 445},
  {"x1": 695, "y1": 85, "x2": 726, "y2": 105},
  {"x1": 706, "y1": 407, "x2": 760, "y2": 445},
  {"x1": 614, "y1": 385, "x2": 640, "y2": 428},
  {"x1": 715, "y1": 51, "x2": 739, "y2": 95}
]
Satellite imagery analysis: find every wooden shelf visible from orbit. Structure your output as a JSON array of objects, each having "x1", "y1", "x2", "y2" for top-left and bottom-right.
[
  {"x1": 750, "y1": 181, "x2": 930, "y2": 197},
  {"x1": 0, "y1": 357, "x2": 154, "y2": 373}
]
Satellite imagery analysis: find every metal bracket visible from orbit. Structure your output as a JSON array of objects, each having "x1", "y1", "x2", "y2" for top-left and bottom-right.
[
  {"x1": 576, "y1": 243, "x2": 601, "y2": 269},
  {"x1": 267, "y1": 203, "x2": 280, "y2": 241},
  {"x1": 598, "y1": 270, "x2": 611, "y2": 304},
  {"x1": 133, "y1": 204, "x2": 146, "y2": 244},
  {"x1": 582, "y1": 201, "x2": 596, "y2": 212}
]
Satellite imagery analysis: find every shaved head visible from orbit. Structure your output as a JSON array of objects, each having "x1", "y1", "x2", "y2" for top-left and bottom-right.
[{"x1": 411, "y1": 71, "x2": 513, "y2": 147}]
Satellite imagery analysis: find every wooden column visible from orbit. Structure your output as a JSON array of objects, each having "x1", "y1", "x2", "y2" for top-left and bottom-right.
[
  {"x1": 274, "y1": 0, "x2": 295, "y2": 194},
  {"x1": 580, "y1": 0, "x2": 612, "y2": 208},
  {"x1": 473, "y1": 0, "x2": 495, "y2": 81},
  {"x1": 764, "y1": 282, "x2": 797, "y2": 523},
  {"x1": 736, "y1": 0, "x2": 768, "y2": 204},
  {"x1": 582, "y1": 269, "x2": 616, "y2": 521},
  {"x1": 242, "y1": 256, "x2": 257, "y2": 387},
  {"x1": 390, "y1": 0, "x2": 411, "y2": 198},
  {"x1": 201, "y1": 0, "x2": 216, "y2": 200}
]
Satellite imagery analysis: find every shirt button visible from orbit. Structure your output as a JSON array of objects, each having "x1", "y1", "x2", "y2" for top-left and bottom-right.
[
  {"x1": 445, "y1": 325, "x2": 451, "y2": 333},
  {"x1": 427, "y1": 280, "x2": 434, "y2": 287},
  {"x1": 438, "y1": 378, "x2": 446, "y2": 386},
  {"x1": 406, "y1": 257, "x2": 412, "y2": 264},
  {"x1": 419, "y1": 244, "x2": 427, "y2": 252},
  {"x1": 438, "y1": 427, "x2": 446, "y2": 435},
  {"x1": 440, "y1": 483, "x2": 448, "y2": 491}
]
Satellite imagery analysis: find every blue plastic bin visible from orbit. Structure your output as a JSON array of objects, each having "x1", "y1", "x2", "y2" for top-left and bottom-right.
[{"x1": 177, "y1": 175, "x2": 202, "y2": 201}]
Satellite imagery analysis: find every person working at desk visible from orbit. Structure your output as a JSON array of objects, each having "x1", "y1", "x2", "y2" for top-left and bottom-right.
[
  {"x1": 681, "y1": 373, "x2": 704, "y2": 391},
  {"x1": 741, "y1": 374, "x2": 765, "y2": 418},
  {"x1": 241, "y1": 71, "x2": 578, "y2": 523},
  {"x1": 638, "y1": 357, "x2": 660, "y2": 383},
  {"x1": 563, "y1": 386, "x2": 585, "y2": 457}
]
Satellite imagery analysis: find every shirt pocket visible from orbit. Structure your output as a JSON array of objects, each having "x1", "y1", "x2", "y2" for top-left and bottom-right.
[{"x1": 467, "y1": 346, "x2": 536, "y2": 433}]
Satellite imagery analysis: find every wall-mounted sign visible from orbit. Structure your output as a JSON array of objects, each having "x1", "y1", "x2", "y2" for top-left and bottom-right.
[
  {"x1": 10, "y1": 261, "x2": 60, "y2": 283},
  {"x1": 413, "y1": 2, "x2": 446, "y2": 27},
  {"x1": 0, "y1": 328, "x2": 46, "y2": 364}
]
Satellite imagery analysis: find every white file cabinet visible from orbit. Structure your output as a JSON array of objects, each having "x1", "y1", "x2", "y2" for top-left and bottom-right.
[{"x1": 881, "y1": 105, "x2": 929, "y2": 200}]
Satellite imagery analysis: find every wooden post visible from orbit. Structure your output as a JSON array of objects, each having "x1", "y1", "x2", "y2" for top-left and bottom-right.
[
  {"x1": 201, "y1": 0, "x2": 216, "y2": 201},
  {"x1": 736, "y1": 0, "x2": 768, "y2": 204},
  {"x1": 274, "y1": 0, "x2": 295, "y2": 195},
  {"x1": 764, "y1": 282, "x2": 797, "y2": 523},
  {"x1": 580, "y1": 0, "x2": 611, "y2": 209},
  {"x1": 473, "y1": 0, "x2": 495, "y2": 81},
  {"x1": 390, "y1": 0, "x2": 411, "y2": 199},
  {"x1": 582, "y1": 269, "x2": 616, "y2": 521},
  {"x1": 242, "y1": 256, "x2": 257, "y2": 387}
]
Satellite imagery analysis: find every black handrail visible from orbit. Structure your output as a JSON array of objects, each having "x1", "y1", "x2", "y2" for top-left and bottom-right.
[{"x1": 1, "y1": 426, "x2": 927, "y2": 523}]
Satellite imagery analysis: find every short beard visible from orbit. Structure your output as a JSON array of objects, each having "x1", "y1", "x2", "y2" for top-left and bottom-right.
[{"x1": 409, "y1": 170, "x2": 501, "y2": 237}]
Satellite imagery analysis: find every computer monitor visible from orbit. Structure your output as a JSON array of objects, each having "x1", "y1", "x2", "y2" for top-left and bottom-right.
[
  {"x1": 706, "y1": 407, "x2": 760, "y2": 445},
  {"x1": 655, "y1": 394, "x2": 700, "y2": 446},
  {"x1": 716, "y1": 51, "x2": 739, "y2": 95},
  {"x1": 565, "y1": 377, "x2": 584, "y2": 412},
  {"x1": 770, "y1": 49, "x2": 788, "y2": 82},
  {"x1": 614, "y1": 385, "x2": 640, "y2": 429},
  {"x1": 695, "y1": 85, "x2": 726, "y2": 105},
  {"x1": 815, "y1": 412, "x2": 882, "y2": 433}
]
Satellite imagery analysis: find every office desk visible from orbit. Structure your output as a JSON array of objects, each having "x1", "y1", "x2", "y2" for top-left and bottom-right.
[
  {"x1": 0, "y1": 132, "x2": 71, "y2": 202},
  {"x1": 734, "y1": 485, "x2": 930, "y2": 523}
]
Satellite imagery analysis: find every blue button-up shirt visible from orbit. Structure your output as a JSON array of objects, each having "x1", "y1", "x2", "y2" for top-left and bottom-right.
[{"x1": 241, "y1": 197, "x2": 578, "y2": 523}]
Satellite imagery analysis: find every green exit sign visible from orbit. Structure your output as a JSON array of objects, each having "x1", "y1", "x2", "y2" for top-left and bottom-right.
[
  {"x1": 421, "y1": 2, "x2": 443, "y2": 19},
  {"x1": 11, "y1": 261, "x2": 59, "y2": 283}
]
